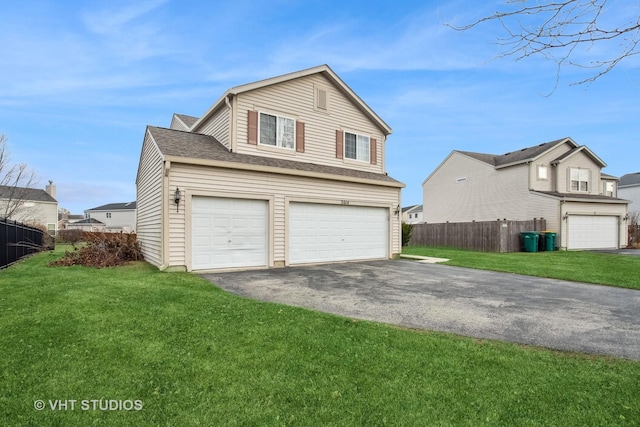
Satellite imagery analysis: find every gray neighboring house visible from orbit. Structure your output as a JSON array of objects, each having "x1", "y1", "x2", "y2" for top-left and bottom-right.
[
  {"x1": 422, "y1": 137, "x2": 628, "y2": 250},
  {"x1": 84, "y1": 202, "x2": 136, "y2": 233},
  {"x1": 619, "y1": 172, "x2": 640, "y2": 214},
  {"x1": 0, "y1": 182, "x2": 58, "y2": 234},
  {"x1": 402, "y1": 204, "x2": 423, "y2": 224}
]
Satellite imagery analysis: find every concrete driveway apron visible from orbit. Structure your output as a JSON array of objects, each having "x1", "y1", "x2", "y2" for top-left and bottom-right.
[{"x1": 202, "y1": 260, "x2": 640, "y2": 360}]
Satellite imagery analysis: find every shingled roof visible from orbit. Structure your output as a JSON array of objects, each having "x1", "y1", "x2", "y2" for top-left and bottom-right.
[
  {"x1": 87, "y1": 202, "x2": 137, "y2": 211},
  {"x1": 620, "y1": 172, "x2": 640, "y2": 187},
  {"x1": 0, "y1": 185, "x2": 56, "y2": 202},
  {"x1": 147, "y1": 126, "x2": 403, "y2": 187},
  {"x1": 459, "y1": 138, "x2": 573, "y2": 168},
  {"x1": 532, "y1": 190, "x2": 628, "y2": 203},
  {"x1": 174, "y1": 114, "x2": 199, "y2": 128}
]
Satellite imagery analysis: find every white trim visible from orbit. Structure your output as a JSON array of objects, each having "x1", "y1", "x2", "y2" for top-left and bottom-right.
[
  {"x1": 185, "y1": 190, "x2": 274, "y2": 272},
  {"x1": 343, "y1": 130, "x2": 370, "y2": 163},
  {"x1": 257, "y1": 111, "x2": 296, "y2": 151}
]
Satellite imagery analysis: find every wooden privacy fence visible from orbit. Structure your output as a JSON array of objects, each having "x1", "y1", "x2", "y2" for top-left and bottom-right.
[
  {"x1": 408, "y1": 219, "x2": 547, "y2": 253},
  {"x1": 0, "y1": 218, "x2": 45, "y2": 269}
]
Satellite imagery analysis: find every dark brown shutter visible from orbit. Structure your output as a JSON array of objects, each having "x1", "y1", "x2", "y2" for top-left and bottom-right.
[
  {"x1": 336, "y1": 130, "x2": 343, "y2": 159},
  {"x1": 247, "y1": 110, "x2": 258, "y2": 145},
  {"x1": 296, "y1": 121, "x2": 305, "y2": 153},
  {"x1": 370, "y1": 138, "x2": 377, "y2": 165}
]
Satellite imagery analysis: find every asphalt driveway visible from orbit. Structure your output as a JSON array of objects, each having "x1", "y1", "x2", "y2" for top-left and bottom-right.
[{"x1": 202, "y1": 260, "x2": 640, "y2": 360}]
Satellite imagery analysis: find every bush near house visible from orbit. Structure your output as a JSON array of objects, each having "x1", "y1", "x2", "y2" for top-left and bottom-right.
[
  {"x1": 401, "y1": 222, "x2": 414, "y2": 246},
  {"x1": 50, "y1": 232, "x2": 142, "y2": 268}
]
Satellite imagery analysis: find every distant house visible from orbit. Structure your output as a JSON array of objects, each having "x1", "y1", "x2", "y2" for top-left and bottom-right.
[
  {"x1": 58, "y1": 213, "x2": 85, "y2": 230},
  {"x1": 422, "y1": 138, "x2": 628, "y2": 250},
  {"x1": 84, "y1": 202, "x2": 136, "y2": 232},
  {"x1": 0, "y1": 182, "x2": 58, "y2": 234},
  {"x1": 66, "y1": 217, "x2": 106, "y2": 232},
  {"x1": 402, "y1": 204, "x2": 423, "y2": 224},
  {"x1": 619, "y1": 172, "x2": 640, "y2": 214}
]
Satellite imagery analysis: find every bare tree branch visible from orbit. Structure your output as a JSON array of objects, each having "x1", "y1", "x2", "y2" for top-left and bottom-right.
[
  {"x1": 0, "y1": 134, "x2": 38, "y2": 220},
  {"x1": 446, "y1": 0, "x2": 640, "y2": 87}
]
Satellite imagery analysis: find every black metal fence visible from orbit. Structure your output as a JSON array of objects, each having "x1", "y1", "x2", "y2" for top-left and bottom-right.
[
  {"x1": 408, "y1": 218, "x2": 548, "y2": 253},
  {"x1": 1, "y1": 218, "x2": 45, "y2": 269}
]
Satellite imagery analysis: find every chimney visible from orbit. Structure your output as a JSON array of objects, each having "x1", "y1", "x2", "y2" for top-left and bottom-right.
[{"x1": 45, "y1": 180, "x2": 57, "y2": 199}]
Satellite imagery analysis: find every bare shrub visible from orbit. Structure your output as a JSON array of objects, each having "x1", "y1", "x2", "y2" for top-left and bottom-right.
[
  {"x1": 50, "y1": 232, "x2": 143, "y2": 268},
  {"x1": 58, "y1": 229, "x2": 84, "y2": 248}
]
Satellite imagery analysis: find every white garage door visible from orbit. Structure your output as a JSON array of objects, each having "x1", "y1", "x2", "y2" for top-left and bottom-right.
[
  {"x1": 192, "y1": 197, "x2": 267, "y2": 270},
  {"x1": 567, "y1": 215, "x2": 618, "y2": 250},
  {"x1": 289, "y1": 203, "x2": 388, "y2": 264}
]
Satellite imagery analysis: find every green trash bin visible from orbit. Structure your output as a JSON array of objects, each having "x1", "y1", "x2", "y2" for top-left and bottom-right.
[
  {"x1": 545, "y1": 232, "x2": 556, "y2": 251},
  {"x1": 521, "y1": 232, "x2": 539, "y2": 252}
]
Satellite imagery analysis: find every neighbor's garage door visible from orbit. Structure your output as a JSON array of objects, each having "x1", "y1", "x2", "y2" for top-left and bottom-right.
[
  {"x1": 192, "y1": 197, "x2": 267, "y2": 270},
  {"x1": 289, "y1": 203, "x2": 388, "y2": 264},
  {"x1": 567, "y1": 215, "x2": 618, "y2": 250}
]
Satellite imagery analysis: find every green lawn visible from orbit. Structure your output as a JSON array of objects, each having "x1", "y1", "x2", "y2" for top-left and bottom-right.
[
  {"x1": 1, "y1": 248, "x2": 639, "y2": 426},
  {"x1": 403, "y1": 246, "x2": 640, "y2": 290}
]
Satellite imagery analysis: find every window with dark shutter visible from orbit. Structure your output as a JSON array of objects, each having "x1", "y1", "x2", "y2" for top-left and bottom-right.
[
  {"x1": 370, "y1": 138, "x2": 377, "y2": 165},
  {"x1": 296, "y1": 122, "x2": 305, "y2": 153},
  {"x1": 247, "y1": 110, "x2": 258, "y2": 145}
]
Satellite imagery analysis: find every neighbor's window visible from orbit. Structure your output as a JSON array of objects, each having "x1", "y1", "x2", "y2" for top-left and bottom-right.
[
  {"x1": 604, "y1": 181, "x2": 614, "y2": 197},
  {"x1": 259, "y1": 112, "x2": 294, "y2": 149},
  {"x1": 570, "y1": 168, "x2": 590, "y2": 192},
  {"x1": 537, "y1": 165, "x2": 548, "y2": 180},
  {"x1": 344, "y1": 131, "x2": 370, "y2": 162},
  {"x1": 106, "y1": 212, "x2": 112, "y2": 219}
]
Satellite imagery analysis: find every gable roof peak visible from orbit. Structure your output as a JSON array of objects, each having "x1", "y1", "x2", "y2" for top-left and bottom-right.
[{"x1": 191, "y1": 64, "x2": 391, "y2": 136}]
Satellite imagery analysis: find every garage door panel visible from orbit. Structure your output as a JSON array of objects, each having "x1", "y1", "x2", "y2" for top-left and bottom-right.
[
  {"x1": 568, "y1": 215, "x2": 618, "y2": 250},
  {"x1": 192, "y1": 197, "x2": 267, "y2": 270},
  {"x1": 289, "y1": 203, "x2": 388, "y2": 264}
]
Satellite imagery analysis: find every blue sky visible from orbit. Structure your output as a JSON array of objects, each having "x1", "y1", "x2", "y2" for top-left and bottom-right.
[{"x1": 1, "y1": 0, "x2": 638, "y2": 214}]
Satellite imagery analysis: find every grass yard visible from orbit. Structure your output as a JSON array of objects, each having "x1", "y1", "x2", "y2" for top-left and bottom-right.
[
  {"x1": 403, "y1": 246, "x2": 640, "y2": 290},
  {"x1": 1, "y1": 247, "x2": 639, "y2": 426}
]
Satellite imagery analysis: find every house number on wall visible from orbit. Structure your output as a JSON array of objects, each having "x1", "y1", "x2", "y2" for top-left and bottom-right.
[{"x1": 341, "y1": 200, "x2": 350, "y2": 205}]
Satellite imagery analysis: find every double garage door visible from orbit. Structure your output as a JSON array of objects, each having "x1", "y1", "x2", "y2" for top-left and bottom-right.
[
  {"x1": 191, "y1": 197, "x2": 388, "y2": 270},
  {"x1": 566, "y1": 215, "x2": 618, "y2": 250}
]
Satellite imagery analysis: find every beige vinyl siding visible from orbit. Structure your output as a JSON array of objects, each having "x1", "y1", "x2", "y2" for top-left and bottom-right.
[
  {"x1": 4, "y1": 200, "x2": 58, "y2": 229},
  {"x1": 233, "y1": 73, "x2": 385, "y2": 174},
  {"x1": 136, "y1": 133, "x2": 164, "y2": 267},
  {"x1": 166, "y1": 162, "x2": 400, "y2": 269},
  {"x1": 529, "y1": 142, "x2": 574, "y2": 192},
  {"x1": 555, "y1": 152, "x2": 602, "y2": 195},
  {"x1": 197, "y1": 105, "x2": 231, "y2": 149},
  {"x1": 423, "y1": 153, "x2": 533, "y2": 223},
  {"x1": 170, "y1": 115, "x2": 190, "y2": 131},
  {"x1": 559, "y1": 201, "x2": 628, "y2": 249},
  {"x1": 529, "y1": 192, "x2": 561, "y2": 233}
]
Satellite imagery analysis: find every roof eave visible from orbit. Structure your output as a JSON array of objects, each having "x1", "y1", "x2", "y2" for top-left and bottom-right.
[{"x1": 164, "y1": 155, "x2": 405, "y2": 189}]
